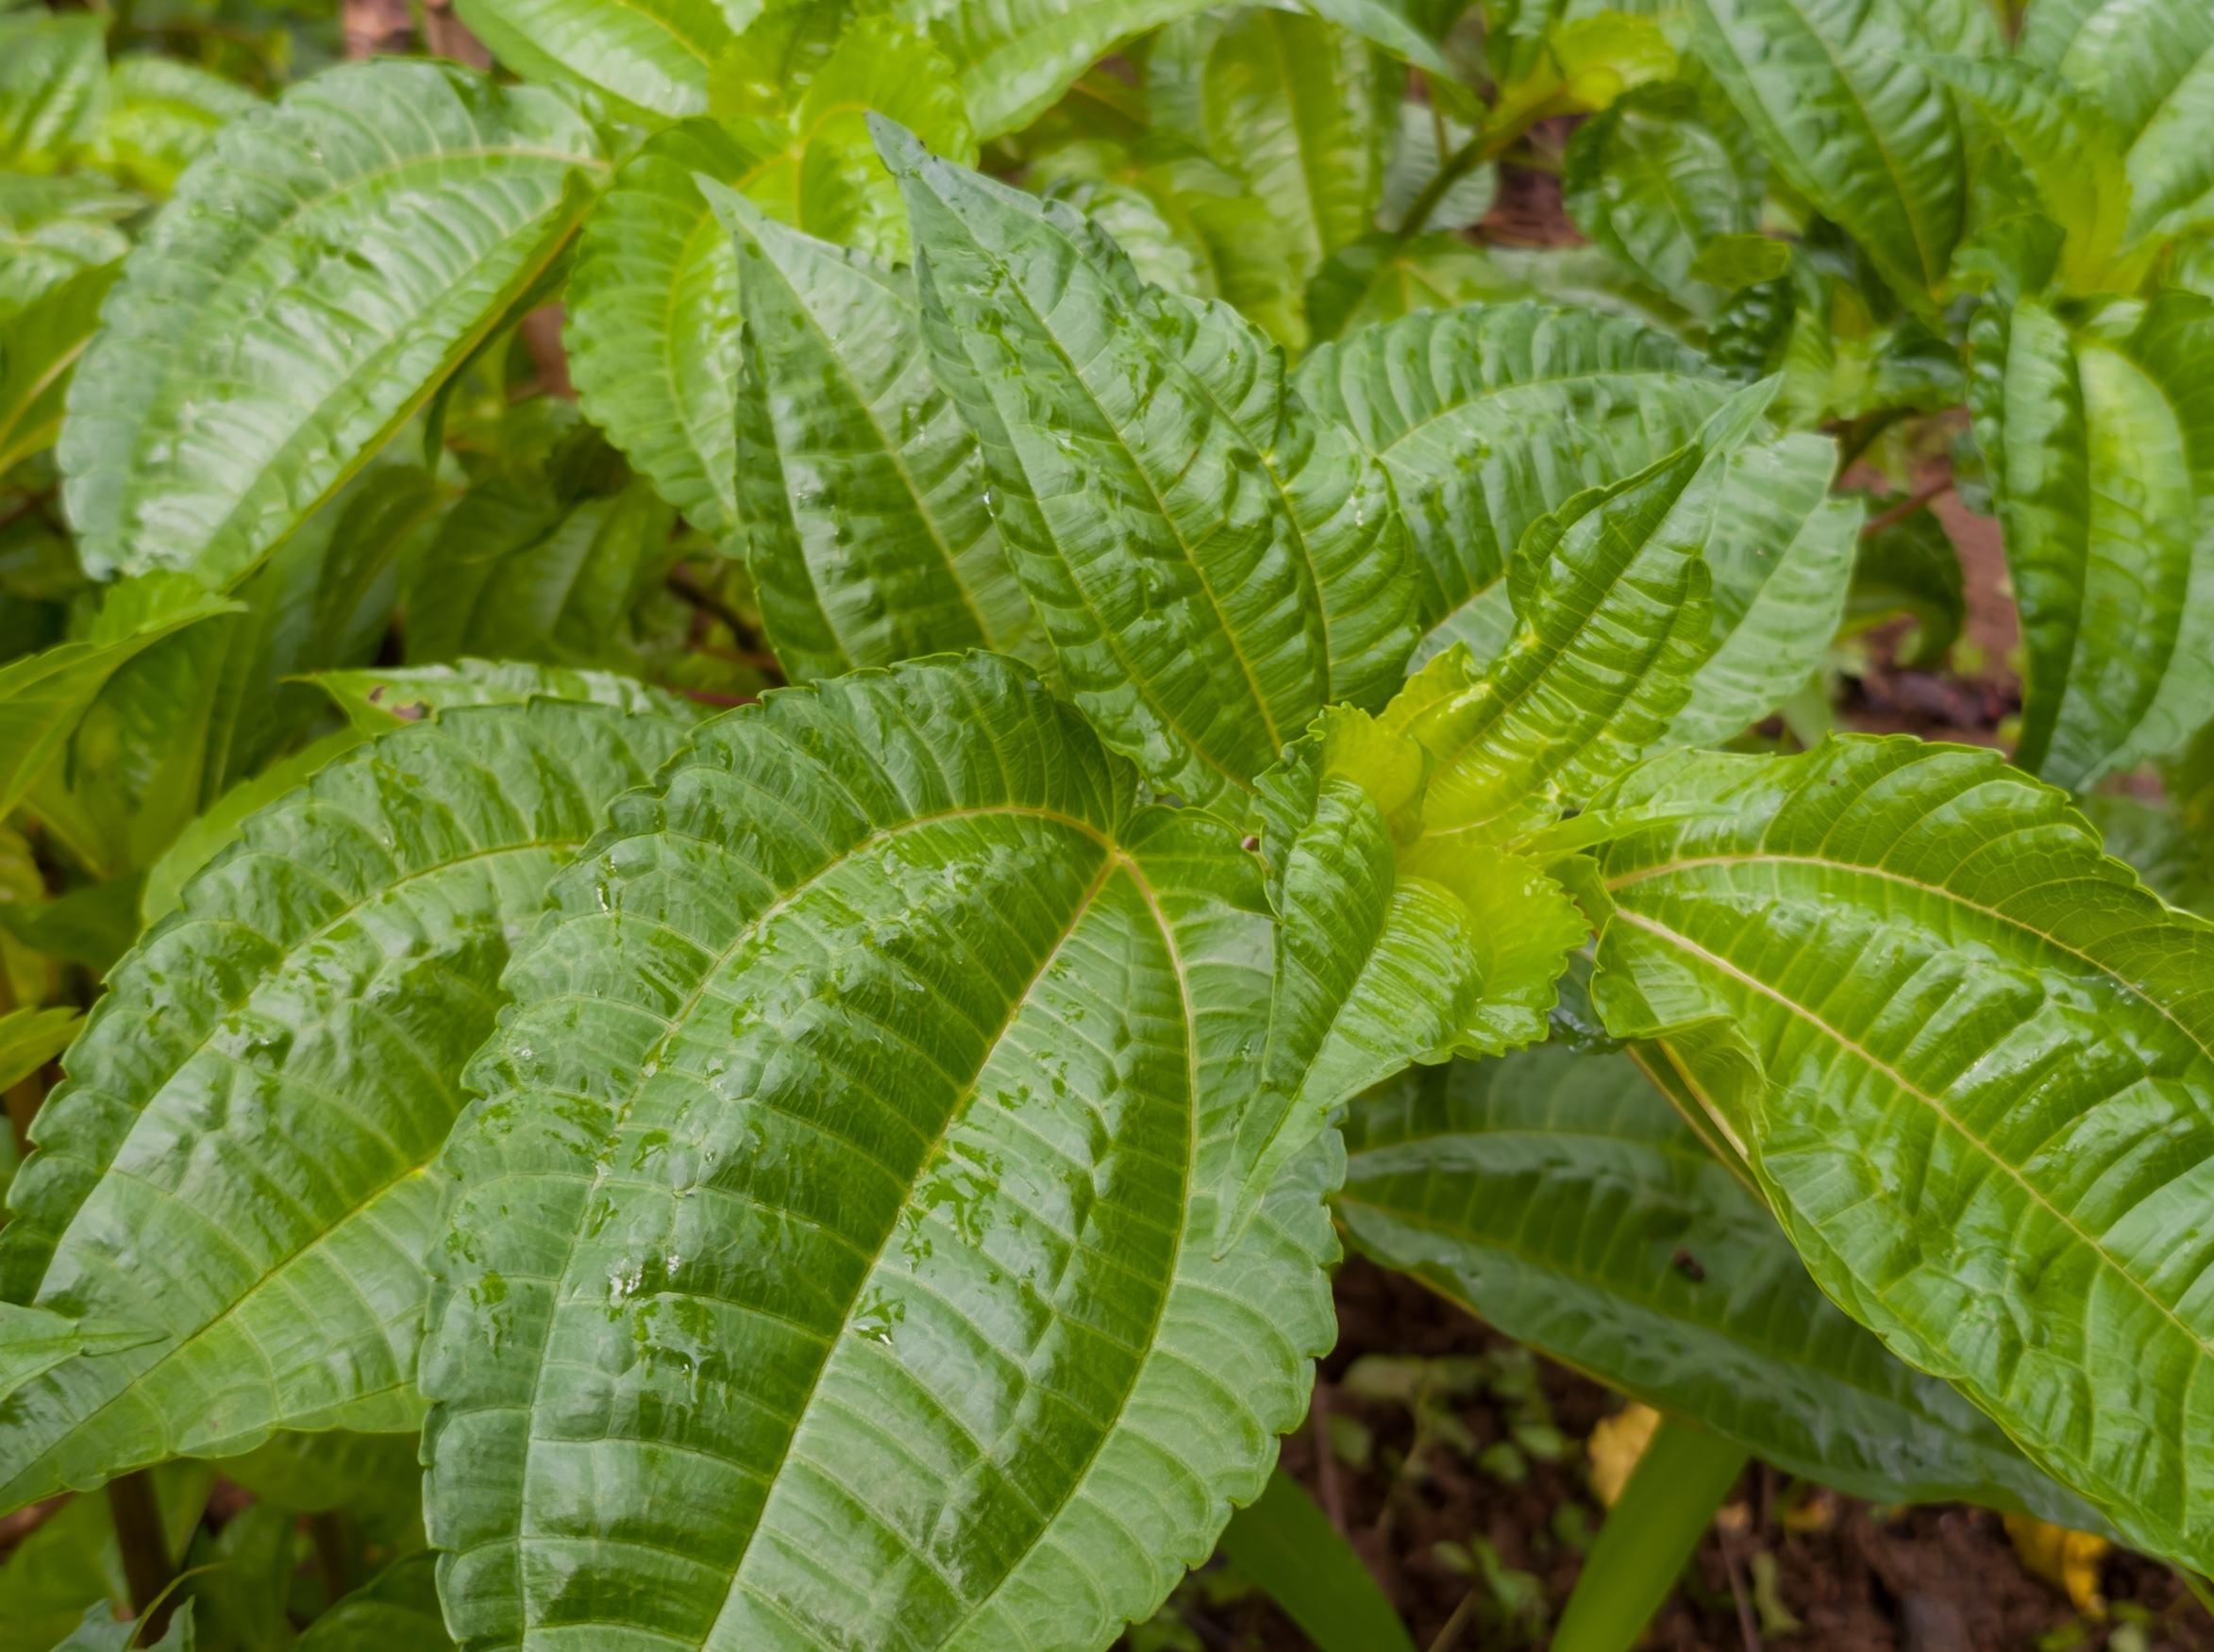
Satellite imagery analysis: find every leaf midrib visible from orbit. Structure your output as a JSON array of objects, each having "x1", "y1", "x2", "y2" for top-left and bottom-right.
[{"x1": 1609, "y1": 905, "x2": 2214, "y2": 1377}]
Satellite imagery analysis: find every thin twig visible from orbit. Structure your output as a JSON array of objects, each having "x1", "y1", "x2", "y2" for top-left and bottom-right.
[
  {"x1": 1310, "y1": 1383, "x2": 1348, "y2": 1536},
  {"x1": 1425, "y1": 1587, "x2": 1482, "y2": 1652},
  {"x1": 1719, "y1": 1528, "x2": 1764, "y2": 1652},
  {"x1": 1858, "y1": 472, "x2": 1954, "y2": 540}
]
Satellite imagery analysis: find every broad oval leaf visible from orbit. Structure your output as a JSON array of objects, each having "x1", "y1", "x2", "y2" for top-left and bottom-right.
[
  {"x1": 885, "y1": 120, "x2": 1417, "y2": 809},
  {"x1": 1338, "y1": 1043, "x2": 2114, "y2": 1527},
  {"x1": 565, "y1": 119, "x2": 750, "y2": 544},
  {"x1": 423, "y1": 654, "x2": 1337, "y2": 1651},
  {"x1": 0, "y1": 701, "x2": 692, "y2": 1512},
  {"x1": 1686, "y1": 0, "x2": 1988, "y2": 308},
  {"x1": 1970, "y1": 290, "x2": 2214, "y2": 789},
  {"x1": 712, "y1": 185, "x2": 1030, "y2": 681},
  {"x1": 297, "y1": 1553, "x2": 452, "y2": 1652},
  {"x1": 89, "y1": 57, "x2": 262, "y2": 198},
  {"x1": 1589, "y1": 734, "x2": 2214, "y2": 1571},
  {"x1": 453, "y1": 0, "x2": 746, "y2": 122},
  {"x1": 59, "y1": 60, "x2": 606, "y2": 590},
  {"x1": 1292, "y1": 301, "x2": 1728, "y2": 639}
]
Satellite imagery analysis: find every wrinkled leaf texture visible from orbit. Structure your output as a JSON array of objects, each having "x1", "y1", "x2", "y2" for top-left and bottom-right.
[
  {"x1": 0, "y1": 701, "x2": 690, "y2": 1513},
  {"x1": 1592, "y1": 734, "x2": 2214, "y2": 1572},
  {"x1": 713, "y1": 185, "x2": 1031, "y2": 682},
  {"x1": 60, "y1": 60, "x2": 605, "y2": 591},
  {"x1": 1338, "y1": 1043, "x2": 2114, "y2": 1528},
  {"x1": 424, "y1": 653, "x2": 1338, "y2": 1652},
  {"x1": 453, "y1": 0, "x2": 743, "y2": 122},
  {"x1": 893, "y1": 0, "x2": 1215, "y2": 140},
  {"x1": 885, "y1": 118, "x2": 1416, "y2": 809}
]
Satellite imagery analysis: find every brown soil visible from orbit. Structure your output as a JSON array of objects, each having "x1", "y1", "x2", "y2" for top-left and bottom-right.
[{"x1": 1145, "y1": 1258, "x2": 2213, "y2": 1652}]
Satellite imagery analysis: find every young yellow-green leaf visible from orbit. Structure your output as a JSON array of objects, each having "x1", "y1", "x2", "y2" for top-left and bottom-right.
[
  {"x1": 59, "y1": 60, "x2": 606, "y2": 591},
  {"x1": 1293, "y1": 301, "x2": 1728, "y2": 638},
  {"x1": 423, "y1": 653, "x2": 1338, "y2": 1652},
  {"x1": 713, "y1": 186, "x2": 1029, "y2": 681},
  {"x1": 1686, "y1": 0, "x2": 1989, "y2": 309},
  {"x1": 2019, "y1": 0, "x2": 2214, "y2": 242},
  {"x1": 0, "y1": 576, "x2": 237, "y2": 824},
  {"x1": 0, "y1": 257, "x2": 118, "y2": 476},
  {"x1": 1371, "y1": 381, "x2": 1775, "y2": 846},
  {"x1": 1199, "y1": 9, "x2": 1394, "y2": 290},
  {"x1": 886, "y1": 119, "x2": 1417, "y2": 807},
  {"x1": 892, "y1": 0, "x2": 1216, "y2": 140},
  {"x1": 0, "y1": 702, "x2": 692, "y2": 1514},
  {"x1": 1970, "y1": 291, "x2": 2214, "y2": 788},
  {"x1": 565, "y1": 119, "x2": 753, "y2": 545},
  {"x1": 87, "y1": 58, "x2": 261, "y2": 198},
  {"x1": 1338, "y1": 1043, "x2": 2118, "y2": 1527},
  {"x1": 453, "y1": 0, "x2": 747, "y2": 122},
  {"x1": 0, "y1": 12, "x2": 106, "y2": 173},
  {"x1": 1922, "y1": 55, "x2": 2139, "y2": 294},
  {"x1": 0, "y1": 1006, "x2": 81, "y2": 1093},
  {"x1": 1588, "y1": 734, "x2": 2214, "y2": 1572},
  {"x1": 1224, "y1": 706, "x2": 1585, "y2": 1240}
]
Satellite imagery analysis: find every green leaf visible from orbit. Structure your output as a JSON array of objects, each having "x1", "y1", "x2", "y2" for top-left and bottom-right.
[
  {"x1": 892, "y1": 0, "x2": 1216, "y2": 140},
  {"x1": 1921, "y1": 55, "x2": 2139, "y2": 294},
  {"x1": 1665, "y1": 434, "x2": 1860, "y2": 746},
  {"x1": 565, "y1": 120, "x2": 750, "y2": 546},
  {"x1": 1216, "y1": 1468, "x2": 1416, "y2": 1652},
  {"x1": 1845, "y1": 499, "x2": 1963, "y2": 668},
  {"x1": 1688, "y1": 232, "x2": 1793, "y2": 290},
  {"x1": 1298, "y1": 0, "x2": 1453, "y2": 76},
  {"x1": 0, "y1": 1005, "x2": 79, "y2": 1093},
  {"x1": 1293, "y1": 300, "x2": 1727, "y2": 640},
  {"x1": 1970, "y1": 292, "x2": 2214, "y2": 788},
  {"x1": 59, "y1": 60, "x2": 607, "y2": 591},
  {"x1": 1686, "y1": 0, "x2": 1988, "y2": 308},
  {"x1": 0, "y1": 576, "x2": 236, "y2": 825},
  {"x1": 88, "y1": 58, "x2": 261, "y2": 198},
  {"x1": 307, "y1": 658, "x2": 702, "y2": 730},
  {"x1": 53, "y1": 1598, "x2": 195, "y2": 1652},
  {"x1": 1303, "y1": 229, "x2": 1518, "y2": 345},
  {"x1": 0, "y1": 257, "x2": 119, "y2": 476},
  {"x1": 1564, "y1": 89, "x2": 1761, "y2": 318},
  {"x1": 1198, "y1": 8, "x2": 1395, "y2": 288},
  {"x1": 712, "y1": 184, "x2": 1031, "y2": 681},
  {"x1": 0, "y1": 174, "x2": 133, "y2": 316},
  {"x1": 886, "y1": 120, "x2": 1418, "y2": 806},
  {"x1": 0, "y1": 701, "x2": 692, "y2": 1513},
  {"x1": 1551, "y1": 1419, "x2": 1746, "y2": 1652},
  {"x1": 0, "y1": 1303, "x2": 157, "y2": 1407},
  {"x1": 1225, "y1": 704, "x2": 1586, "y2": 1238},
  {"x1": 453, "y1": 0, "x2": 748, "y2": 123},
  {"x1": 0, "y1": 875, "x2": 145, "y2": 975},
  {"x1": 405, "y1": 470, "x2": 679, "y2": 675},
  {"x1": 423, "y1": 654, "x2": 1338, "y2": 1651},
  {"x1": 213, "y1": 1429, "x2": 424, "y2": 1539},
  {"x1": 0, "y1": 1460, "x2": 212, "y2": 1652},
  {"x1": 1375, "y1": 105, "x2": 1493, "y2": 235},
  {"x1": 1337, "y1": 1042, "x2": 2119, "y2": 1524},
  {"x1": 296, "y1": 1553, "x2": 451, "y2": 1652},
  {"x1": 2018, "y1": 0, "x2": 2214, "y2": 242},
  {"x1": 0, "y1": 11, "x2": 106, "y2": 173},
  {"x1": 2076, "y1": 793, "x2": 2214, "y2": 917},
  {"x1": 1589, "y1": 733, "x2": 2214, "y2": 1572}
]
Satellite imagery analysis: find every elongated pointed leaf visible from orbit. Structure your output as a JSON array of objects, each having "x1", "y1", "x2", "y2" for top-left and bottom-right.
[
  {"x1": 1199, "y1": 8, "x2": 1393, "y2": 289},
  {"x1": 0, "y1": 174, "x2": 132, "y2": 316},
  {"x1": 1292, "y1": 302, "x2": 1728, "y2": 639},
  {"x1": 885, "y1": 120, "x2": 1417, "y2": 808},
  {"x1": 1216, "y1": 1468, "x2": 1416, "y2": 1652},
  {"x1": 1588, "y1": 733, "x2": 2214, "y2": 1571},
  {"x1": 0, "y1": 258, "x2": 118, "y2": 475},
  {"x1": 1337, "y1": 1043, "x2": 2117, "y2": 1526},
  {"x1": 1371, "y1": 383, "x2": 1773, "y2": 847},
  {"x1": 710, "y1": 185, "x2": 1030, "y2": 681},
  {"x1": 89, "y1": 58, "x2": 261, "y2": 198},
  {"x1": 564, "y1": 119, "x2": 752, "y2": 544},
  {"x1": 1665, "y1": 435, "x2": 1860, "y2": 746},
  {"x1": 59, "y1": 60, "x2": 606, "y2": 590},
  {"x1": 424, "y1": 654, "x2": 1337, "y2": 1652},
  {"x1": 454, "y1": 0, "x2": 744, "y2": 122},
  {"x1": 0, "y1": 12, "x2": 106, "y2": 173},
  {"x1": 893, "y1": 0, "x2": 1216, "y2": 140},
  {"x1": 1686, "y1": 0, "x2": 1988, "y2": 308},
  {"x1": 0, "y1": 1303, "x2": 158, "y2": 1408},
  {"x1": 309, "y1": 659, "x2": 703, "y2": 729},
  {"x1": 0, "y1": 576, "x2": 237, "y2": 823},
  {"x1": 1970, "y1": 291, "x2": 2214, "y2": 788},
  {"x1": 297, "y1": 1554, "x2": 451, "y2": 1652},
  {"x1": 0, "y1": 702, "x2": 691, "y2": 1513},
  {"x1": 1302, "y1": 232, "x2": 1517, "y2": 348}
]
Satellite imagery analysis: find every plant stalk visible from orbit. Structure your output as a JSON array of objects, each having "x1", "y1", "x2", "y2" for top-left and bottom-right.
[{"x1": 106, "y1": 1471, "x2": 176, "y2": 1643}]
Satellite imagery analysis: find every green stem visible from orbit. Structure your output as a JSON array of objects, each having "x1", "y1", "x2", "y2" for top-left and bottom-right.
[
  {"x1": 106, "y1": 1471, "x2": 175, "y2": 1644},
  {"x1": 1397, "y1": 130, "x2": 1488, "y2": 243},
  {"x1": 1551, "y1": 1418, "x2": 1749, "y2": 1652}
]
